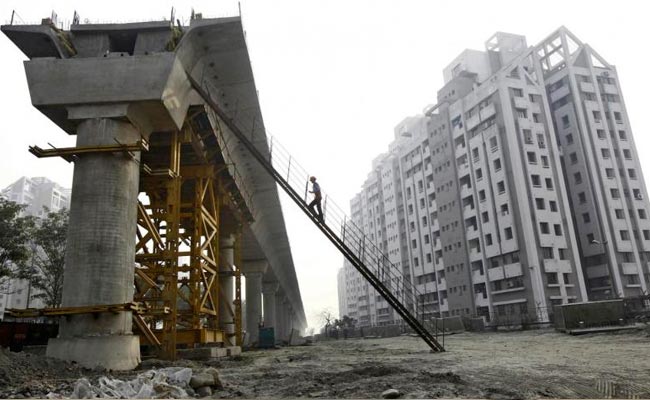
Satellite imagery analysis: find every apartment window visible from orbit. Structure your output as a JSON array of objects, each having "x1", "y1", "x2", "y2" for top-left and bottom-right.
[
  {"x1": 623, "y1": 149, "x2": 632, "y2": 160},
  {"x1": 479, "y1": 190, "x2": 486, "y2": 202},
  {"x1": 601, "y1": 148, "x2": 611, "y2": 159},
  {"x1": 606, "y1": 168, "x2": 615, "y2": 179},
  {"x1": 472, "y1": 147, "x2": 480, "y2": 160},
  {"x1": 422, "y1": 216, "x2": 428, "y2": 226},
  {"x1": 537, "y1": 134, "x2": 546, "y2": 149},
  {"x1": 406, "y1": 187, "x2": 412, "y2": 198},
  {"x1": 497, "y1": 181, "x2": 506, "y2": 194},
  {"x1": 614, "y1": 111, "x2": 623, "y2": 123},
  {"x1": 527, "y1": 152, "x2": 537, "y2": 164},
  {"x1": 566, "y1": 133, "x2": 574, "y2": 144},
  {"x1": 542, "y1": 247, "x2": 554, "y2": 259},
  {"x1": 540, "y1": 222, "x2": 550, "y2": 234},
  {"x1": 531, "y1": 174, "x2": 541, "y2": 187},
  {"x1": 554, "y1": 224, "x2": 562, "y2": 236},
  {"x1": 410, "y1": 221, "x2": 416, "y2": 231},
  {"x1": 615, "y1": 208, "x2": 624, "y2": 219},
  {"x1": 562, "y1": 115, "x2": 570, "y2": 128},
  {"x1": 476, "y1": 168, "x2": 483, "y2": 180},
  {"x1": 593, "y1": 110, "x2": 602, "y2": 122},
  {"x1": 574, "y1": 172, "x2": 582, "y2": 184},
  {"x1": 412, "y1": 239, "x2": 418, "y2": 249},
  {"x1": 545, "y1": 178, "x2": 554, "y2": 190},
  {"x1": 482, "y1": 211, "x2": 489, "y2": 223},
  {"x1": 424, "y1": 234, "x2": 430, "y2": 244},
  {"x1": 536, "y1": 198, "x2": 545, "y2": 210},
  {"x1": 611, "y1": 188, "x2": 620, "y2": 199},
  {"x1": 569, "y1": 152, "x2": 578, "y2": 164},
  {"x1": 494, "y1": 158, "x2": 502, "y2": 171},
  {"x1": 582, "y1": 212, "x2": 590, "y2": 223},
  {"x1": 420, "y1": 198, "x2": 426, "y2": 208},
  {"x1": 633, "y1": 189, "x2": 643, "y2": 200},
  {"x1": 501, "y1": 203, "x2": 509, "y2": 215},
  {"x1": 504, "y1": 227, "x2": 513, "y2": 240},
  {"x1": 541, "y1": 155, "x2": 549, "y2": 168},
  {"x1": 547, "y1": 272, "x2": 558, "y2": 284},
  {"x1": 485, "y1": 234, "x2": 493, "y2": 246},
  {"x1": 639, "y1": 209, "x2": 647, "y2": 219},
  {"x1": 533, "y1": 113, "x2": 541, "y2": 123},
  {"x1": 620, "y1": 230, "x2": 630, "y2": 241},
  {"x1": 644, "y1": 230, "x2": 650, "y2": 241},
  {"x1": 523, "y1": 129, "x2": 533, "y2": 144},
  {"x1": 578, "y1": 192, "x2": 586, "y2": 204},
  {"x1": 629, "y1": 169, "x2": 637, "y2": 179},
  {"x1": 408, "y1": 204, "x2": 414, "y2": 215},
  {"x1": 587, "y1": 233, "x2": 595, "y2": 243},
  {"x1": 549, "y1": 201, "x2": 558, "y2": 212},
  {"x1": 490, "y1": 136, "x2": 498, "y2": 151},
  {"x1": 559, "y1": 248, "x2": 569, "y2": 260},
  {"x1": 512, "y1": 88, "x2": 523, "y2": 97},
  {"x1": 426, "y1": 253, "x2": 432, "y2": 263},
  {"x1": 516, "y1": 108, "x2": 528, "y2": 118},
  {"x1": 619, "y1": 130, "x2": 627, "y2": 140},
  {"x1": 414, "y1": 257, "x2": 420, "y2": 267}
]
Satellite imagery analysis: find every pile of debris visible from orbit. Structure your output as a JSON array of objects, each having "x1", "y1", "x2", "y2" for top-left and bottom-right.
[{"x1": 70, "y1": 367, "x2": 222, "y2": 399}]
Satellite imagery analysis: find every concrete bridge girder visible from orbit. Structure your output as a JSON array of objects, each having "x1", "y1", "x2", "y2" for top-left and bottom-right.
[{"x1": 2, "y1": 15, "x2": 306, "y2": 368}]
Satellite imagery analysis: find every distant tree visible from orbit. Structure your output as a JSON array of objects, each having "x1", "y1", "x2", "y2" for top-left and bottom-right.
[
  {"x1": 16, "y1": 208, "x2": 68, "y2": 308},
  {"x1": 0, "y1": 198, "x2": 34, "y2": 290},
  {"x1": 341, "y1": 315, "x2": 356, "y2": 329},
  {"x1": 318, "y1": 309, "x2": 335, "y2": 337}
]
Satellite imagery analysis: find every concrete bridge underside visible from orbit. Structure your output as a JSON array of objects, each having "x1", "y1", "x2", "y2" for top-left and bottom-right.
[{"x1": 2, "y1": 15, "x2": 306, "y2": 369}]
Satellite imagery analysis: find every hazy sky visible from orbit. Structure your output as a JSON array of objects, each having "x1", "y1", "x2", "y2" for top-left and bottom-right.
[{"x1": 1, "y1": 0, "x2": 649, "y2": 329}]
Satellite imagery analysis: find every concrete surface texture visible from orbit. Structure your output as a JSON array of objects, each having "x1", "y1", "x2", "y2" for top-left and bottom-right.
[{"x1": 47, "y1": 118, "x2": 143, "y2": 370}]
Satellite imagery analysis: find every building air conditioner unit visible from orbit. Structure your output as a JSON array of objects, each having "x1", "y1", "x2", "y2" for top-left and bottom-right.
[{"x1": 636, "y1": 194, "x2": 643, "y2": 200}]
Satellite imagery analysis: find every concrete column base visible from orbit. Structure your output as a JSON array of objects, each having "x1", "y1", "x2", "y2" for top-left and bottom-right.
[{"x1": 47, "y1": 335, "x2": 140, "y2": 370}]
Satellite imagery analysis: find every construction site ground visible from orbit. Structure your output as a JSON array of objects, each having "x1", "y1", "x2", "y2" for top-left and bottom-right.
[{"x1": 1, "y1": 327, "x2": 649, "y2": 399}]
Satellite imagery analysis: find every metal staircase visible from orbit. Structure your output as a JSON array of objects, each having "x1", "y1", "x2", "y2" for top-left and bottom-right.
[{"x1": 189, "y1": 76, "x2": 445, "y2": 352}]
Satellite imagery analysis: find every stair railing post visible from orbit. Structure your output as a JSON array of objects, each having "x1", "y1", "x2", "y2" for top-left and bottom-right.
[
  {"x1": 286, "y1": 155, "x2": 292, "y2": 182},
  {"x1": 304, "y1": 175, "x2": 310, "y2": 202},
  {"x1": 341, "y1": 216, "x2": 346, "y2": 245},
  {"x1": 322, "y1": 195, "x2": 327, "y2": 224}
]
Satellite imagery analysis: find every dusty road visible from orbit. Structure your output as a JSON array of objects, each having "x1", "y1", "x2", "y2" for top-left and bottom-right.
[{"x1": 1, "y1": 328, "x2": 649, "y2": 398}]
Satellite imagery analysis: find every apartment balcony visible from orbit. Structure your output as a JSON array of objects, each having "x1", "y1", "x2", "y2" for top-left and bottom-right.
[
  {"x1": 513, "y1": 96, "x2": 528, "y2": 110},
  {"x1": 504, "y1": 262, "x2": 523, "y2": 278},
  {"x1": 603, "y1": 83, "x2": 618, "y2": 95},
  {"x1": 466, "y1": 114, "x2": 480, "y2": 131},
  {"x1": 460, "y1": 184, "x2": 472, "y2": 198},
  {"x1": 475, "y1": 293, "x2": 489, "y2": 306},
  {"x1": 463, "y1": 205, "x2": 476, "y2": 218},
  {"x1": 472, "y1": 268, "x2": 485, "y2": 282},
  {"x1": 580, "y1": 81, "x2": 596, "y2": 93},
  {"x1": 469, "y1": 247, "x2": 482, "y2": 260},
  {"x1": 458, "y1": 162, "x2": 469, "y2": 175},
  {"x1": 543, "y1": 258, "x2": 571, "y2": 273},
  {"x1": 437, "y1": 280, "x2": 446, "y2": 291},
  {"x1": 585, "y1": 263, "x2": 609, "y2": 279},
  {"x1": 488, "y1": 266, "x2": 504, "y2": 282},
  {"x1": 550, "y1": 85, "x2": 570, "y2": 103},
  {"x1": 479, "y1": 103, "x2": 496, "y2": 120},
  {"x1": 622, "y1": 262, "x2": 639, "y2": 275}
]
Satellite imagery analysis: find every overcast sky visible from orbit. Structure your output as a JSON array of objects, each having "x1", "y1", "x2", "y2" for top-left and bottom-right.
[{"x1": 1, "y1": 0, "x2": 649, "y2": 329}]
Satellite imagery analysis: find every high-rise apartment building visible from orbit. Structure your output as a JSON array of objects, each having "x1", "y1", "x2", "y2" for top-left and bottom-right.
[
  {"x1": 538, "y1": 27, "x2": 650, "y2": 299},
  {"x1": 338, "y1": 27, "x2": 648, "y2": 327},
  {"x1": 0, "y1": 176, "x2": 70, "y2": 319}
]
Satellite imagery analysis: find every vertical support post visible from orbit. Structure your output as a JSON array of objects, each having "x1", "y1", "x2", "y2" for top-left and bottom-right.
[{"x1": 234, "y1": 231, "x2": 243, "y2": 347}]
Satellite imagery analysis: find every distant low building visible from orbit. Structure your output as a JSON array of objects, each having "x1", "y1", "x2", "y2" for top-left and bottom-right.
[{"x1": 0, "y1": 176, "x2": 70, "y2": 319}]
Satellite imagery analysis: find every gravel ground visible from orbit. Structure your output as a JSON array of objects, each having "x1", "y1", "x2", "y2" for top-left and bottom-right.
[{"x1": 1, "y1": 327, "x2": 649, "y2": 398}]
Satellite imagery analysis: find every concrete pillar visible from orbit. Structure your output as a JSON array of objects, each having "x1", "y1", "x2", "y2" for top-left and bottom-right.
[
  {"x1": 275, "y1": 295, "x2": 286, "y2": 343},
  {"x1": 219, "y1": 235, "x2": 236, "y2": 346},
  {"x1": 262, "y1": 282, "x2": 279, "y2": 330},
  {"x1": 242, "y1": 260, "x2": 267, "y2": 346},
  {"x1": 47, "y1": 118, "x2": 141, "y2": 370}
]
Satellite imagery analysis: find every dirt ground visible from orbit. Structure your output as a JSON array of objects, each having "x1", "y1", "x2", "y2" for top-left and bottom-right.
[{"x1": 1, "y1": 328, "x2": 649, "y2": 399}]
